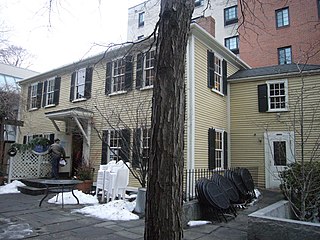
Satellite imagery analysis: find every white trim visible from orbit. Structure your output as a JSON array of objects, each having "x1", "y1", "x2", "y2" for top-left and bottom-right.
[
  {"x1": 266, "y1": 79, "x2": 289, "y2": 112},
  {"x1": 186, "y1": 35, "x2": 195, "y2": 170},
  {"x1": 227, "y1": 83, "x2": 231, "y2": 168}
]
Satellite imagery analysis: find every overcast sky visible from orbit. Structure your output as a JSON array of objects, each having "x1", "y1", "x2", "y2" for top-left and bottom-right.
[{"x1": 0, "y1": 0, "x2": 145, "y2": 72}]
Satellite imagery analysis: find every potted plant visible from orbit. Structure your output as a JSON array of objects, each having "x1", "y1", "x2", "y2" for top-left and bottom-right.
[{"x1": 75, "y1": 163, "x2": 95, "y2": 194}]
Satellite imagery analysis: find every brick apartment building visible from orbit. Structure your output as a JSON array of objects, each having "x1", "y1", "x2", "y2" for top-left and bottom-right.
[
  {"x1": 128, "y1": 0, "x2": 320, "y2": 67},
  {"x1": 238, "y1": 0, "x2": 320, "y2": 67}
]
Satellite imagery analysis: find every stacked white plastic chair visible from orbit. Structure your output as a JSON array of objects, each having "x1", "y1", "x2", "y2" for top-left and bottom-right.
[
  {"x1": 95, "y1": 160, "x2": 129, "y2": 202},
  {"x1": 95, "y1": 161, "x2": 116, "y2": 202}
]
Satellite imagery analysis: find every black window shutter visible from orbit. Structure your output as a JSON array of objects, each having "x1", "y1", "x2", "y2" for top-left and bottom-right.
[
  {"x1": 222, "y1": 59, "x2": 228, "y2": 95},
  {"x1": 136, "y1": 53, "x2": 143, "y2": 89},
  {"x1": 53, "y1": 77, "x2": 61, "y2": 105},
  {"x1": 70, "y1": 72, "x2": 76, "y2": 102},
  {"x1": 208, "y1": 128, "x2": 216, "y2": 170},
  {"x1": 207, "y1": 50, "x2": 215, "y2": 89},
  {"x1": 23, "y1": 136, "x2": 27, "y2": 144},
  {"x1": 105, "y1": 62, "x2": 112, "y2": 95},
  {"x1": 36, "y1": 82, "x2": 43, "y2": 108},
  {"x1": 223, "y1": 131, "x2": 228, "y2": 169},
  {"x1": 101, "y1": 130, "x2": 109, "y2": 164},
  {"x1": 125, "y1": 56, "x2": 133, "y2": 91},
  {"x1": 27, "y1": 86, "x2": 31, "y2": 110},
  {"x1": 42, "y1": 80, "x2": 47, "y2": 107},
  {"x1": 258, "y1": 84, "x2": 268, "y2": 112},
  {"x1": 120, "y1": 129, "x2": 131, "y2": 162},
  {"x1": 49, "y1": 134, "x2": 55, "y2": 144},
  {"x1": 132, "y1": 128, "x2": 141, "y2": 168},
  {"x1": 84, "y1": 67, "x2": 93, "y2": 99}
]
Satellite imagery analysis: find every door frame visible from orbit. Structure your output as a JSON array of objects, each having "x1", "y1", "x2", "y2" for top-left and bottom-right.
[{"x1": 264, "y1": 131, "x2": 295, "y2": 188}]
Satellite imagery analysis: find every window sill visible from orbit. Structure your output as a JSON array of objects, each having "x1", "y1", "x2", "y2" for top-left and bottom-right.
[
  {"x1": 211, "y1": 88, "x2": 225, "y2": 97},
  {"x1": 44, "y1": 104, "x2": 56, "y2": 109},
  {"x1": 108, "y1": 90, "x2": 128, "y2": 97},
  {"x1": 72, "y1": 98, "x2": 87, "y2": 103},
  {"x1": 267, "y1": 109, "x2": 289, "y2": 113},
  {"x1": 29, "y1": 108, "x2": 38, "y2": 112},
  {"x1": 140, "y1": 85, "x2": 153, "y2": 91}
]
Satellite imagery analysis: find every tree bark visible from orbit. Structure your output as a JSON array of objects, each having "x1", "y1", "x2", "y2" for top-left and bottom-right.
[{"x1": 145, "y1": 0, "x2": 194, "y2": 239}]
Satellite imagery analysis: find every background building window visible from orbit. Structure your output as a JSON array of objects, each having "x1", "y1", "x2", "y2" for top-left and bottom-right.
[
  {"x1": 224, "y1": 5, "x2": 238, "y2": 25},
  {"x1": 225, "y1": 36, "x2": 239, "y2": 54},
  {"x1": 138, "y1": 12, "x2": 145, "y2": 27},
  {"x1": 278, "y1": 46, "x2": 292, "y2": 65},
  {"x1": 276, "y1": 7, "x2": 289, "y2": 28},
  {"x1": 195, "y1": 0, "x2": 204, "y2": 7}
]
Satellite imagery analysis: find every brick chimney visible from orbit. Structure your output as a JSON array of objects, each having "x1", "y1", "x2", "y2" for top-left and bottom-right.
[{"x1": 195, "y1": 16, "x2": 215, "y2": 38}]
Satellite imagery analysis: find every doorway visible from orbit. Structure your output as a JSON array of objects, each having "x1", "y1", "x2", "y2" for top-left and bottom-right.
[
  {"x1": 264, "y1": 131, "x2": 295, "y2": 188},
  {"x1": 72, "y1": 133, "x2": 83, "y2": 177}
]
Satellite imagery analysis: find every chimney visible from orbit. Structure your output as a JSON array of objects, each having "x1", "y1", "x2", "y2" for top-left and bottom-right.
[{"x1": 195, "y1": 16, "x2": 215, "y2": 38}]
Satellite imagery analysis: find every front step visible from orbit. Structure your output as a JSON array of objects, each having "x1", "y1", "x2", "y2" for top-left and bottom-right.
[{"x1": 18, "y1": 185, "x2": 46, "y2": 195}]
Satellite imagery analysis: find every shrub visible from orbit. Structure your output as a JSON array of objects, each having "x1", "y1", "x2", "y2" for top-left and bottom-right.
[{"x1": 280, "y1": 162, "x2": 320, "y2": 222}]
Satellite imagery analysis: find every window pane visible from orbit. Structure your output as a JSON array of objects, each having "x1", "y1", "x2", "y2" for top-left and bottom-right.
[{"x1": 273, "y1": 141, "x2": 287, "y2": 166}]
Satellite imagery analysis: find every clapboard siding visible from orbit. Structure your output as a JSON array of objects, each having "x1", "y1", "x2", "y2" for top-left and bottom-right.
[{"x1": 230, "y1": 74, "x2": 320, "y2": 187}]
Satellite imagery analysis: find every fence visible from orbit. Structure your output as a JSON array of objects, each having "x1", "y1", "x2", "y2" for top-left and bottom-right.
[
  {"x1": 183, "y1": 167, "x2": 259, "y2": 202},
  {"x1": 8, "y1": 151, "x2": 52, "y2": 182}
]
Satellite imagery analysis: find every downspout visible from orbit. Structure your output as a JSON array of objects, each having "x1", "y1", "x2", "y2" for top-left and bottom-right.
[
  {"x1": 186, "y1": 35, "x2": 195, "y2": 171},
  {"x1": 227, "y1": 83, "x2": 231, "y2": 168},
  {"x1": 186, "y1": 34, "x2": 195, "y2": 200}
]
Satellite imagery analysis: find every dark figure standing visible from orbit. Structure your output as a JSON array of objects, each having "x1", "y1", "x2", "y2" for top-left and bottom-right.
[{"x1": 49, "y1": 139, "x2": 66, "y2": 179}]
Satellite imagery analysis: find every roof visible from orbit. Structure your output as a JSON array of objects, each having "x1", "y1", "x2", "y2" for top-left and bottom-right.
[
  {"x1": 0, "y1": 63, "x2": 38, "y2": 79},
  {"x1": 228, "y1": 64, "x2": 320, "y2": 81}
]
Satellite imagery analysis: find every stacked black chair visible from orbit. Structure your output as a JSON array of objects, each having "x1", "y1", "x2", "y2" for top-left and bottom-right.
[{"x1": 196, "y1": 178, "x2": 234, "y2": 222}]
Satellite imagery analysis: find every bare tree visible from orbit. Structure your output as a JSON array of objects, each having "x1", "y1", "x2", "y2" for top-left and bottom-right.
[
  {"x1": 145, "y1": 0, "x2": 194, "y2": 239},
  {"x1": 0, "y1": 45, "x2": 34, "y2": 68},
  {"x1": 91, "y1": 92, "x2": 152, "y2": 188}
]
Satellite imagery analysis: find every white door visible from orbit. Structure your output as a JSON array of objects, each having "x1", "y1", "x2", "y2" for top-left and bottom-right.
[{"x1": 264, "y1": 132, "x2": 295, "y2": 188}]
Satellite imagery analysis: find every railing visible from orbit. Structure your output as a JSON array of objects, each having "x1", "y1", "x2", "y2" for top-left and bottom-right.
[{"x1": 183, "y1": 167, "x2": 259, "y2": 202}]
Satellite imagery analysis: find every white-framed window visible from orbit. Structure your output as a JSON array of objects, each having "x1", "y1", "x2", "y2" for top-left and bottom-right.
[
  {"x1": 30, "y1": 83, "x2": 38, "y2": 109},
  {"x1": 208, "y1": 128, "x2": 227, "y2": 170},
  {"x1": 45, "y1": 78, "x2": 55, "y2": 105},
  {"x1": 215, "y1": 130, "x2": 223, "y2": 169},
  {"x1": 109, "y1": 129, "x2": 122, "y2": 161},
  {"x1": 276, "y1": 7, "x2": 289, "y2": 28},
  {"x1": 224, "y1": 5, "x2": 238, "y2": 25},
  {"x1": 225, "y1": 36, "x2": 239, "y2": 54},
  {"x1": 278, "y1": 46, "x2": 292, "y2": 65},
  {"x1": 138, "y1": 12, "x2": 145, "y2": 27},
  {"x1": 267, "y1": 80, "x2": 288, "y2": 111},
  {"x1": 112, "y1": 59, "x2": 126, "y2": 92},
  {"x1": 136, "y1": 50, "x2": 155, "y2": 89},
  {"x1": 75, "y1": 68, "x2": 86, "y2": 100},
  {"x1": 141, "y1": 128, "x2": 151, "y2": 161},
  {"x1": 195, "y1": 0, "x2": 204, "y2": 7},
  {"x1": 144, "y1": 50, "x2": 155, "y2": 87},
  {"x1": 214, "y1": 56, "x2": 222, "y2": 92}
]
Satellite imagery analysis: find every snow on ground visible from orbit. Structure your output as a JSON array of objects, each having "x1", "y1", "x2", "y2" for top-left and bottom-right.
[
  {"x1": 73, "y1": 200, "x2": 139, "y2": 221},
  {"x1": 0, "y1": 180, "x2": 25, "y2": 194},
  {"x1": 0, "y1": 181, "x2": 139, "y2": 221},
  {"x1": 48, "y1": 190, "x2": 99, "y2": 205}
]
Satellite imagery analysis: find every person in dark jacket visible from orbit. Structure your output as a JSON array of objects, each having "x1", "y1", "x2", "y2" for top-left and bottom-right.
[{"x1": 49, "y1": 139, "x2": 66, "y2": 179}]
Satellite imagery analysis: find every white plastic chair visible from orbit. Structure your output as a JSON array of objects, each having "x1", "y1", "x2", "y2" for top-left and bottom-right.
[{"x1": 111, "y1": 165, "x2": 129, "y2": 201}]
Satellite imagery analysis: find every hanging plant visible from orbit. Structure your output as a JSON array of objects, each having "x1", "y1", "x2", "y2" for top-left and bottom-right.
[{"x1": 11, "y1": 137, "x2": 51, "y2": 154}]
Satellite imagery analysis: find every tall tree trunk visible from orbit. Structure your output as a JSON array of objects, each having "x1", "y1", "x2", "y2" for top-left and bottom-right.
[{"x1": 145, "y1": 0, "x2": 194, "y2": 239}]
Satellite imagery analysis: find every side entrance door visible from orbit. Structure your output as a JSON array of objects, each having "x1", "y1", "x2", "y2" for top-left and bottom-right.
[{"x1": 264, "y1": 131, "x2": 295, "y2": 188}]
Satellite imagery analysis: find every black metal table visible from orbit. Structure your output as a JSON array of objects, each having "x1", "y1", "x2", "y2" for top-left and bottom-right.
[{"x1": 39, "y1": 179, "x2": 83, "y2": 208}]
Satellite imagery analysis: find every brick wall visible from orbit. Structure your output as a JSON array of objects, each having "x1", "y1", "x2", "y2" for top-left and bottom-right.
[{"x1": 238, "y1": 0, "x2": 320, "y2": 67}]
